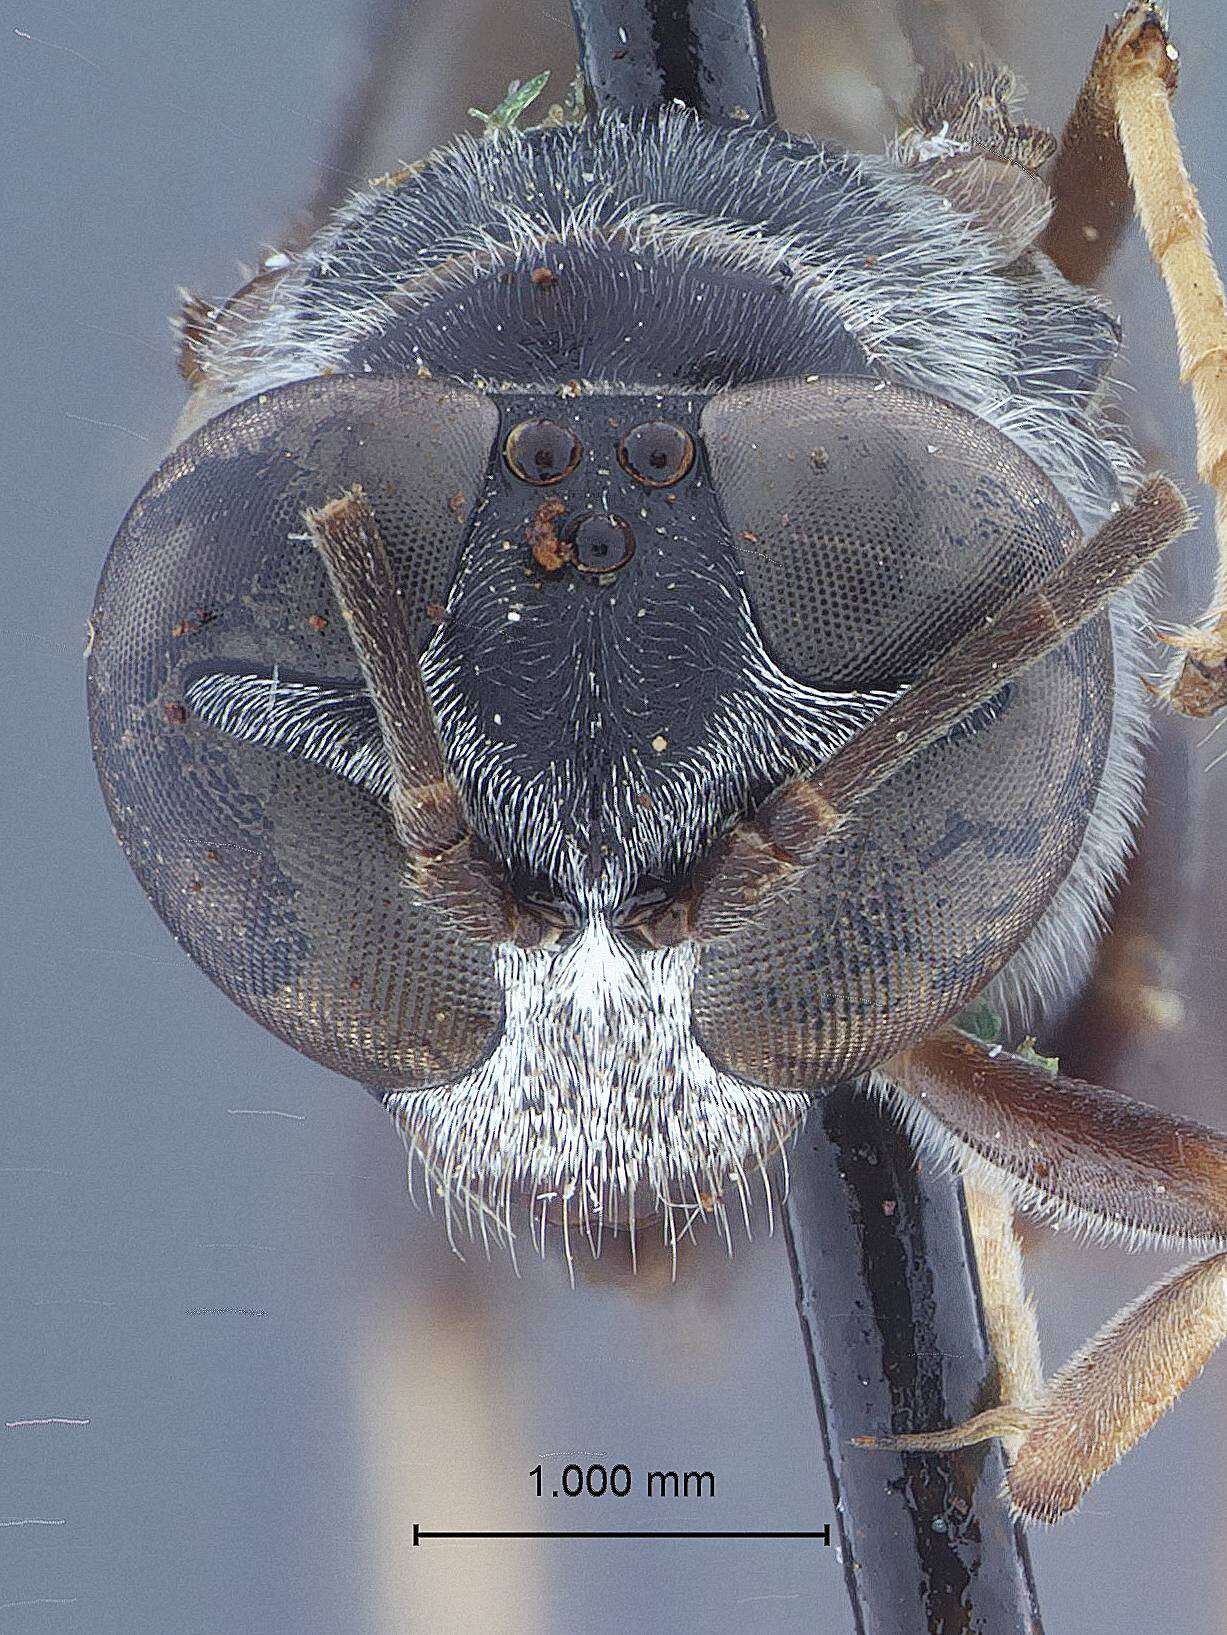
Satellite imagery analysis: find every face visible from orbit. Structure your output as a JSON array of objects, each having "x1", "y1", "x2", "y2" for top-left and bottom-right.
[{"x1": 88, "y1": 112, "x2": 1131, "y2": 1247}]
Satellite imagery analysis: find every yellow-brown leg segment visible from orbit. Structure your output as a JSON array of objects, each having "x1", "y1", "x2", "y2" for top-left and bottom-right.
[
  {"x1": 1008, "y1": 1253, "x2": 1227, "y2": 1524},
  {"x1": 853, "y1": 1176, "x2": 1042, "y2": 1458},
  {"x1": 862, "y1": 1029, "x2": 1227, "y2": 1522},
  {"x1": 1100, "y1": 6, "x2": 1227, "y2": 715},
  {"x1": 962, "y1": 1180, "x2": 1044, "y2": 1460}
]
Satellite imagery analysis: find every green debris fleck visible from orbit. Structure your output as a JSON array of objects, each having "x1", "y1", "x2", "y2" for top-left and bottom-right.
[
  {"x1": 1017, "y1": 1036, "x2": 1060, "y2": 1077},
  {"x1": 953, "y1": 999, "x2": 1059, "y2": 1075},
  {"x1": 954, "y1": 998, "x2": 1002, "y2": 1045},
  {"x1": 469, "y1": 72, "x2": 552, "y2": 135}
]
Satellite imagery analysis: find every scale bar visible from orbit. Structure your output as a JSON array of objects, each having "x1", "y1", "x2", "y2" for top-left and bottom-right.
[{"x1": 413, "y1": 1524, "x2": 830, "y2": 1544}]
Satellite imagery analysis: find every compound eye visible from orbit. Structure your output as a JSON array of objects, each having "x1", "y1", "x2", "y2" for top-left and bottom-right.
[
  {"x1": 87, "y1": 373, "x2": 503, "y2": 1092},
  {"x1": 504, "y1": 418, "x2": 582, "y2": 484},
  {"x1": 618, "y1": 421, "x2": 695, "y2": 486},
  {"x1": 701, "y1": 376, "x2": 1081, "y2": 689}
]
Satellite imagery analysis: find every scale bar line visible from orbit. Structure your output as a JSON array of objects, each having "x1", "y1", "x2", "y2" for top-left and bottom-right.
[{"x1": 413, "y1": 1524, "x2": 830, "y2": 1544}]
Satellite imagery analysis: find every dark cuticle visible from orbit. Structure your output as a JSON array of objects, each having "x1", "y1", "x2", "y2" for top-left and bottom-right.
[
  {"x1": 618, "y1": 421, "x2": 695, "y2": 486},
  {"x1": 505, "y1": 419, "x2": 582, "y2": 484}
]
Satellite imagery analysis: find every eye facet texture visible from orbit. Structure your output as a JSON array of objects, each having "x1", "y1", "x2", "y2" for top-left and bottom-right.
[
  {"x1": 695, "y1": 377, "x2": 1113, "y2": 1088},
  {"x1": 88, "y1": 375, "x2": 504, "y2": 1089},
  {"x1": 702, "y1": 375, "x2": 1084, "y2": 689}
]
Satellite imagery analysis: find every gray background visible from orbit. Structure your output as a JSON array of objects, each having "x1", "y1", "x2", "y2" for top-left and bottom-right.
[{"x1": 4, "y1": 1, "x2": 1226, "y2": 1630}]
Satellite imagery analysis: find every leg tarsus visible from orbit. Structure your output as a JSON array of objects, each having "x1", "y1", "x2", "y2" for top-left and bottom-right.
[
  {"x1": 862, "y1": 1250, "x2": 1227, "y2": 1526},
  {"x1": 853, "y1": 1405, "x2": 1035, "y2": 1455}
]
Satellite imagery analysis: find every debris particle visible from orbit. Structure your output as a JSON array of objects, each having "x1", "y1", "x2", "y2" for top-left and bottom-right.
[
  {"x1": 425, "y1": 601, "x2": 450, "y2": 624},
  {"x1": 306, "y1": 613, "x2": 328, "y2": 632},
  {"x1": 468, "y1": 70, "x2": 550, "y2": 136},
  {"x1": 651, "y1": 733, "x2": 669, "y2": 753},
  {"x1": 447, "y1": 489, "x2": 467, "y2": 518},
  {"x1": 811, "y1": 447, "x2": 829, "y2": 470},
  {"x1": 162, "y1": 701, "x2": 187, "y2": 726},
  {"x1": 527, "y1": 498, "x2": 571, "y2": 571},
  {"x1": 530, "y1": 266, "x2": 558, "y2": 288}
]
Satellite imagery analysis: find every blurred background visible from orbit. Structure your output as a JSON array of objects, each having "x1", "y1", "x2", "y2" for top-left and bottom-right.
[{"x1": 3, "y1": 0, "x2": 1226, "y2": 1629}]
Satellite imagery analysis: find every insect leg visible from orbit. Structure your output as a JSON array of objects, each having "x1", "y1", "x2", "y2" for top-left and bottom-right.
[
  {"x1": 1082, "y1": 4, "x2": 1227, "y2": 716},
  {"x1": 964, "y1": 1179, "x2": 1044, "y2": 1456},
  {"x1": 665, "y1": 475, "x2": 1189, "y2": 944},
  {"x1": 884, "y1": 1028, "x2": 1227, "y2": 1247},
  {"x1": 305, "y1": 487, "x2": 537, "y2": 944},
  {"x1": 1040, "y1": 5, "x2": 1172, "y2": 285},
  {"x1": 861, "y1": 1028, "x2": 1227, "y2": 1521},
  {"x1": 853, "y1": 1173, "x2": 1042, "y2": 1455}
]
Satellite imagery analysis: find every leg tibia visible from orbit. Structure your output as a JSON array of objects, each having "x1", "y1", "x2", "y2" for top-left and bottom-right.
[{"x1": 1008, "y1": 1253, "x2": 1227, "y2": 1523}]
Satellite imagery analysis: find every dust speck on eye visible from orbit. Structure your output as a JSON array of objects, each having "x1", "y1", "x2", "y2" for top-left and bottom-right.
[{"x1": 651, "y1": 733, "x2": 669, "y2": 753}]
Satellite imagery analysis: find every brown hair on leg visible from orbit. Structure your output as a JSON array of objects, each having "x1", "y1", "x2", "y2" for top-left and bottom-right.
[{"x1": 866, "y1": 1029, "x2": 1227, "y2": 1521}]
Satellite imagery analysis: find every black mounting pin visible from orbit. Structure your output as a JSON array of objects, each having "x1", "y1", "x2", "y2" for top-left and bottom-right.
[{"x1": 568, "y1": 0, "x2": 775, "y2": 124}]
